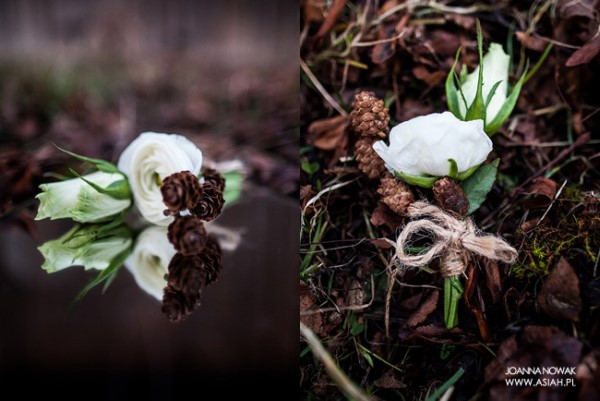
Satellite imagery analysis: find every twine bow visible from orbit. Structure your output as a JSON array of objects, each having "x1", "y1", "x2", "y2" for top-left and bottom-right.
[{"x1": 394, "y1": 201, "x2": 518, "y2": 277}]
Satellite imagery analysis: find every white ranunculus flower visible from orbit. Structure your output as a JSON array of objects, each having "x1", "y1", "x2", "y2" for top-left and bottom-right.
[
  {"x1": 458, "y1": 43, "x2": 510, "y2": 123},
  {"x1": 373, "y1": 112, "x2": 492, "y2": 180},
  {"x1": 39, "y1": 223, "x2": 132, "y2": 273},
  {"x1": 118, "y1": 132, "x2": 203, "y2": 226},
  {"x1": 35, "y1": 171, "x2": 131, "y2": 223},
  {"x1": 126, "y1": 226, "x2": 176, "y2": 300}
]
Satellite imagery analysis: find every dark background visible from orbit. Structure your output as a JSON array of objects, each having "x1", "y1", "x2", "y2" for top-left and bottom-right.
[{"x1": 0, "y1": 0, "x2": 298, "y2": 397}]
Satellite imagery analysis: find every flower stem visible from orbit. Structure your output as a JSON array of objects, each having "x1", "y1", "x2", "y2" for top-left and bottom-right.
[{"x1": 444, "y1": 275, "x2": 464, "y2": 329}]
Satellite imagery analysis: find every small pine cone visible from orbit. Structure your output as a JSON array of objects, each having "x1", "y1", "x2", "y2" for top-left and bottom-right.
[
  {"x1": 161, "y1": 286, "x2": 201, "y2": 323},
  {"x1": 191, "y1": 183, "x2": 225, "y2": 221},
  {"x1": 161, "y1": 171, "x2": 202, "y2": 214},
  {"x1": 377, "y1": 176, "x2": 415, "y2": 215},
  {"x1": 202, "y1": 168, "x2": 225, "y2": 192},
  {"x1": 350, "y1": 91, "x2": 390, "y2": 139},
  {"x1": 198, "y1": 237, "x2": 223, "y2": 286},
  {"x1": 167, "y1": 253, "x2": 208, "y2": 296},
  {"x1": 432, "y1": 177, "x2": 470, "y2": 217},
  {"x1": 167, "y1": 215, "x2": 208, "y2": 255},
  {"x1": 355, "y1": 138, "x2": 387, "y2": 179}
]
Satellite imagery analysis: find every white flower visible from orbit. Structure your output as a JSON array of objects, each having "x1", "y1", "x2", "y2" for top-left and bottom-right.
[
  {"x1": 39, "y1": 223, "x2": 132, "y2": 273},
  {"x1": 126, "y1": 226, "x2": 176, "y2": 300},
  {"x1": 118, "y1": 132, "x2": 203, "y2": 226},
  {"x1": 457, "y1": 43, "x2": 510, "y2": 123},
  {"x1": 35, "y1": 171, "x2": 131, "y2": 223},
  {"x1": 373, "y1": 112, "x2": 492, "y2": 179}
]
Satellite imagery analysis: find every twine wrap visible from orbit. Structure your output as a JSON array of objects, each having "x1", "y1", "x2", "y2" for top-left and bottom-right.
[{"x1": 394, "y1": 202, "x2": 518, "y2": 277}]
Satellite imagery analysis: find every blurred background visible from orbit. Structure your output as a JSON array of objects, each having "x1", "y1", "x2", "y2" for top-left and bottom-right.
[{"x1": 0, "y1": 0, "x2": 298, "y2": 397}]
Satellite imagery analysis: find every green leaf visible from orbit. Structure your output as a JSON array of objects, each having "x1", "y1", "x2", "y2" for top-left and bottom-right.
[
  {"x1": 465, "y1": 19, "x2": 486, "y2": 122},
  {"x1": 72, "y1": 245, "x2": 131, "y2": 304},
  {"x1": 425, "y1": 367, "x2": 465, "y2": 401},
  {"x1": 455, "y1": 163, "x2": 482, "y2": 181},
  {"x1": 55, "y1": 144, "x2": 121, "y2": 174},
  {"x1": 301, "y1": 161, "x2": 320, "y2": 177},
  {"x1": 69, "y1": 168, "x2": 131, "y2": 200},
  {"x1": 445, "y1": 47, "x2": 462, "y2": 118},
  {"x1": 395, "y1": 171, "x2": 438, "y2": 188},
  {"x1": 485, "y1": 80, "x2": 503, "y2": 108},
  {"x1": 447, "y1": 159, "x2": 458, "y2": 179},
  {"x1": 486, "y1": 61, "x2": 529, "y2": 135},
  {"x1": 460, "y1": 158, "x2": 500, "y2": 215},
  {"x1": 221, "y1": 170, "x2": 244, "y2": 206}
]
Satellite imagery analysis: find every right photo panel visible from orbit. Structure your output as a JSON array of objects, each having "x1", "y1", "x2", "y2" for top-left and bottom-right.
[{"x1": 300, "y1": 1, "x2": 600, "y2": 400}]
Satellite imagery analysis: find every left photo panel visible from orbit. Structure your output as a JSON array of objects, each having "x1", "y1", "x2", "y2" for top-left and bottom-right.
[{"x1": 0, "y1": 0, "x2": 298, "y2": 397}]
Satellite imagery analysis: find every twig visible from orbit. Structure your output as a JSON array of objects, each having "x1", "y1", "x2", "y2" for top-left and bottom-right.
[
  {"x1": 511, "y1": 132, "x2": 591, "y2": 195},
  {"x1": 300, "y1": 59, "x2": 348, "y2": 116},
  {"x1": 300, "y1": 322, "x2": 372, "y2": 401},
  {"x1": 301, "y1": 275, "x2": 375, "y2": 316}
]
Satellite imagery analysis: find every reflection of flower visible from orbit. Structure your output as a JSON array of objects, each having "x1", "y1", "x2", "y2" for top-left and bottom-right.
[
  {"x1": 457, "y1": 43, "x2": 510, "y2": 123},
  {"x1": 373, "y1": 112, "x2": 492, "y2": 185},
  {"x1": 118, "y1": 132, "x2": 203, "y2": 226},
  {"x1": 39, "y1": 223, "x2": 132, "y2": 273},
  {"x1": 126, "y1": 226, "x2": 176, "y2": 300},
  {"x1": 35, "y1": 171, "x2": 131, "y2": 223}
]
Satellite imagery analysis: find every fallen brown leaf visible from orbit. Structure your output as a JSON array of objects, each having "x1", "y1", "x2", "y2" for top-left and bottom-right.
[
  {"x1": 315, "y1": 0, "x2": 347, "y2": 39},
  {"x1": 374, "y1": 369, "x2": 407, "y2": 389},
  {"x1": 566, "y1": 33, "x2": 600, "y2": 67},
  {"x1": 522, "y1": 177, "x2": 557, "y2": 209},
  {"x1": 516, "y1": 31, "x2": 548, "y2": 52},
  {"x1": 307, "y1": 115, "x2": 349, "y2": 150},
  {"x1": 538, "y1": 257, "x2": 582, "y2": 321},
  {"x1": 370, "y1": 201, "x2": 404, "y2": 231},
  {"x1": 406, "y1": 289, "x2": 439, "y2": 327}
]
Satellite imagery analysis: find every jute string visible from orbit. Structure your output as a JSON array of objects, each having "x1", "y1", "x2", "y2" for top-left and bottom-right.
[{"x1": 393, "y1": 202, "x2": 518, "y2": 277}]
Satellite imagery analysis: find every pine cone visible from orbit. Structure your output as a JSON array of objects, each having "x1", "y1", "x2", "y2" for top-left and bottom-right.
[
  {"x1": 199, "y1": 237, "x2": 223, "y2": 286},
  {"x1": 167, "y1": 253, "x2": 208, "y2": 296},
  {"x1": 355, "y1": 138, "x2": 387, "y2": 179},
  {"x1": 161, "y1": 171, "x2": 202, "y2": 214},
  {"x1": 350, "y1": 91, "x2": 390, "y2": 139},
  {"x1": 167, "y1": 215, "x2": 208, "y2": 255},
  {"x1": 202, "y1": 168, "x2": 226, "y2": 192},
  {"x1": 191, "y1": 183, "x2": 225, "y2": 221},
  {"x1": 432, "y1": 177, "x2": 470, "y2": 217},
  {"x1": 161, "y1": 286, "x2": 201, "y2": 323},
  {"x1": 377, "y1": 176, "x2": 414, "y2": 215}
]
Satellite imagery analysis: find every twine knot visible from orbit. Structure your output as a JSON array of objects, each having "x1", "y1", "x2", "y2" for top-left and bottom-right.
[{"x1": 394, "y1": 201, "x2": 518, "y2": 277}]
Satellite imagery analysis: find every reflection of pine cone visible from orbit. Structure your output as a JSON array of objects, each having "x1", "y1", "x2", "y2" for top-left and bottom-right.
[
  {"x1": 191, "y1": 183, "x2": 225, "y2": 221},
  {"x1": 167, "y1": 253, "x2": 208, "y2": 296},
  {"x1": 355, "y1": 139, "x2": 387, "y2": 179},
  {"x1": 202, "y1": 168, "x2": 226, "y2": 192},
  {"x1": 432, "y1": 177, "x2": 470, "y2": 217},
  {"x1": 161, "y1": 286, "x2": 201, "y2": 323},
  {"x1": 161, "y1": 171, "x2": 202, "y2": 213},
  {"x1": 167, "y1": 215, "x2": 208, "y2": 255},
  {"x1": 377, "y1": 176, "x2": 414, "y2": 215},
  {"x1": 350, "y1": 91, "x2": 390, "y2": 139},
  {"x1": 199, "y1": 237, "x2": 223, "y2": 286}
]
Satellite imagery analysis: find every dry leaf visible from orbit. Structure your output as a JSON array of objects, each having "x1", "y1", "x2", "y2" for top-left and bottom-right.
[
  {"x1": 315, "y1": 0, "x2": 347, "y2": 38},
  {"x1": 370, "y1": 201, "x2": 404, "y2": 231},
  {"x1": 307, "y1": 115, "x2": 349, "y2": 150},
  {"x1": 406, "y1": 289, "x2": 439, "y2": 327},
  {"x1": 522, "y1": 177, "x2": 557, "y2": 209},
  {"x1": 538, "y1": 257, "x2": 582, "y2": 321},
  {"x1": 516, "y1": 31, "x2": 548, "y2": 51},
  {"x1": 566, "y1": 34, "x2": 600, "y2": 67},
  {"x1": 374, "y1": 370, "x2": 407, "y2": 389}
]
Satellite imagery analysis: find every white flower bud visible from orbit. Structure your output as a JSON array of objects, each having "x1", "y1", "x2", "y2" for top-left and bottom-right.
[{"x1": 35, "y1": 171, "x2": 131, "y2": 223}]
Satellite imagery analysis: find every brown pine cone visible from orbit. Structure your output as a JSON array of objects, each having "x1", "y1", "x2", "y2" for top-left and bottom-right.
[
  {"x1": 432, "y1": 177, "x2": 470, "y2": 217},
  {"x1": 161, "y1": 171, "x2": 202, "y2": 214},
  {"x1": 198, "y1": 237, "x2": 223, "y2": 286},
  {"x1": 167, "y1": 215, "x2": 208, "y2": 255},
  {"x1": 161, "y1": 286, "x2": 201, "y2": 323},
  {"x1": 377, "y1": 175, "x2": 415, "y2": 215},
  {"x1": 350, "y1": 91, "x2": 390, "y2": 139},
  {"x1": 191, "y1": 183, "x2": 225, "y2": 221},
  {"x1": 355, "y1": 138, "x2": 387, "y2": 179},
  {"x1": 166, "y1": 252, "x2": 208, "y2": 296},
  {"x1": 202, "y1": 168, "x2": 226, "y2": 192}
]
